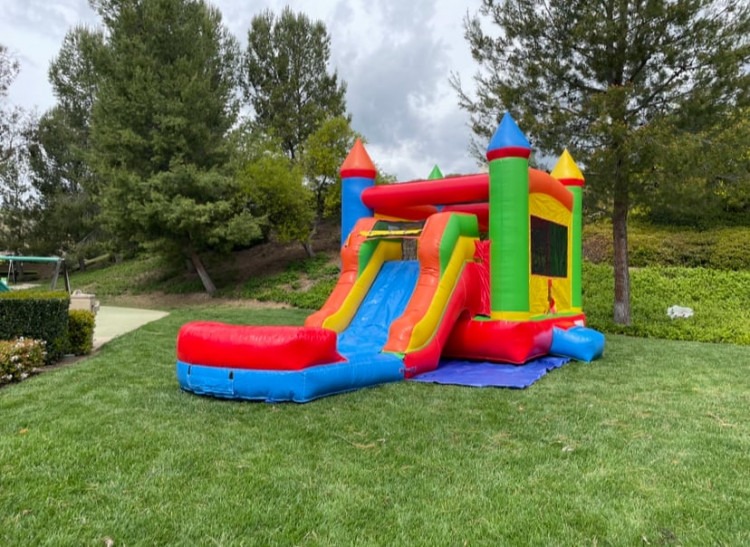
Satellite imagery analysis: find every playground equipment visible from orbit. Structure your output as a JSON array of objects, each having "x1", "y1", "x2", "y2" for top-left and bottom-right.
[
  {"x1": 0, "y1": 255, "x2": 70, "y2": 293},
  {"x1": 176, "y1": 113, "x2": 605, "y2": 402}
]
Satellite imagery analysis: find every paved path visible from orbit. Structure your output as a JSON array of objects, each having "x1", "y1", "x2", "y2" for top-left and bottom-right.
[{"x1": 93, "y1": 306, "x2": 170, "y2": 350}]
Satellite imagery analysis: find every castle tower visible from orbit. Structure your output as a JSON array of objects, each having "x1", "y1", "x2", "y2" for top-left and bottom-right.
[
  {"x1": 551, "y1": 149, "x2": 585, "y2": 312},
  {"x1": 340, "y1": 139, "x2": 377, "y2": 247},
  {"x1": 486, "y1": 113, "x2": 531, "y2": 321},
  {"x1": 427, "y1": 164, "x2": 444, "y2": 180}
]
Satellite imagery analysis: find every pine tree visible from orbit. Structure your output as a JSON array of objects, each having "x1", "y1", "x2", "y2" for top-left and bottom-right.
[
  {"x1": 0, "y1": 44, "x2": 33, "y2": 253},
  {"x1": 25, "y1": 27, "x2": 104, "y2": 262},
  {"x1": 89, "y1": 0, "x2": 260, "y2": 294},
  {"x1": 0, "y1": 44, "x2": 21, "y2": 167},
  {"x1": 243, "y1": 7, "x2": 348, "y2": 160}
]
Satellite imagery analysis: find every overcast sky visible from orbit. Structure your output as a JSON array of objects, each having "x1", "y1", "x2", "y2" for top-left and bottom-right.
[{"x1": 0, "y1": 0, "x2": 486, "y2": 180}]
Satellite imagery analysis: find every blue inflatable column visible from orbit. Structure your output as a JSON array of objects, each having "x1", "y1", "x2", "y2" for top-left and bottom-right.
[{"x1": 340, "y1": 139, "x2": 377, "y2": 247}]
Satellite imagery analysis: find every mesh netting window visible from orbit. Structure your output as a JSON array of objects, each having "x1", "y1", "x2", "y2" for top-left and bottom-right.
[{"x1": 530, "y1": 216, "x2": 568, "y2": 277}]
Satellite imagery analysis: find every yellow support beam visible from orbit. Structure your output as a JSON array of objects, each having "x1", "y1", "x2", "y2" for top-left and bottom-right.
[{"x1": 360, "y1": 229, "x2": 423, "y2": 239}]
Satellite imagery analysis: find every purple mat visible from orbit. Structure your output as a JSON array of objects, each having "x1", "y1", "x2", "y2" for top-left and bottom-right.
[{"x1": 410, "y1": 356, "x2": 571, "y2": 389}]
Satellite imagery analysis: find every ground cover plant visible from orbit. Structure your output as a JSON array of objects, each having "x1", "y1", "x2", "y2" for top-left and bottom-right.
[
  {"x1": 231, "y1": 252, "x2": 340, "y2": 309},
  {"x1": 584, "y1": 263, "x2": 750, "y2": 345},
  {"x1": 1, "y1": 306, "x2": 749, "y2": 545},
  {"x1": 69, "y1": 255, "x2": 204, "y2": 297}
]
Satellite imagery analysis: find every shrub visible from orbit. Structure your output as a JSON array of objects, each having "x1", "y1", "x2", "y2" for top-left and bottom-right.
[
  {"x1": 0, "y1": 338, "x2": 47, "y2": 386},
  {"x1": 67, "y1": 310, "x2": 96, "y2": 356},
  {"x1": 709, "y1": 228, "x2": 750, "y2": 270},
  {"x1": 583, "y1": 222, "x2": 750, "y2": 270},
  {"x1": 0, "y1": 291, "x2": 69, "y2": 363}
]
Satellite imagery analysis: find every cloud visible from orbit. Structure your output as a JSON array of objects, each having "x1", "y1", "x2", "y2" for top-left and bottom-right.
[
  {"x1": 1, "y1": 0, "x2": 96, "y2": 37},
  {"x1": 324, "y1": 0, "x2": 479, "y2": 179},
  {"x1": 0, "y1": 0, "x2": 97, "y2": 110},
  {"x1": 0, "y1": 0, "x2": 484, "y2": 180}
]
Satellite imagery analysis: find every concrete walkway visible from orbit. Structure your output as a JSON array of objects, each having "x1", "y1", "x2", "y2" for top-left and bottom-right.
[{"x1": 93, "y1": 306, "x2": 170, "y2": 350}]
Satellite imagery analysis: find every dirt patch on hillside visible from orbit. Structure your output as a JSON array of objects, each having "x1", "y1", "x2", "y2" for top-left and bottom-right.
[{"x1": 210, "y1": 222, "x2": 342, "y2": 286}]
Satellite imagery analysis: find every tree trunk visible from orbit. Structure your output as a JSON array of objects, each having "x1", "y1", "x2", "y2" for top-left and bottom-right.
[
  {"x1": 189, "y1": 249, "x2": 216, "y2": 296},
  {"x1": 302, "y1": 222, "x2": 317, "y2": 258},
  {"x1": 612, "y1": 167, "x2": 631, "y2": 325}
]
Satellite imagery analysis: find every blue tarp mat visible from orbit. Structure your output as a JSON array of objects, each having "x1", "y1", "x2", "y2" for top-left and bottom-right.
[{"x1": 410, "y1": 356, "x2": 571, "y2": 389}]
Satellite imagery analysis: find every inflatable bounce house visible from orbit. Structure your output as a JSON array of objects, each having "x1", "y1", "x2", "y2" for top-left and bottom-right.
[{"x1": 176, "y1": 113, "x2": 604, "y2": 402}]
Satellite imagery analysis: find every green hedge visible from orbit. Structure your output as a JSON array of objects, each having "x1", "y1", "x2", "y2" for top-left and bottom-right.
[
  {"x1": 0, "y1": 291, "x2": 70, "y2": 363},
  {"x1": 583, "y1": 223, "x2": 750, "y2": 270},
  {"x1": 67, "y1": 310, "x2": 95, "y2": 356}
]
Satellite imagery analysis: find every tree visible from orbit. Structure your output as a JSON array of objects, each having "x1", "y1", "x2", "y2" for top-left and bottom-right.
[
  {"x1": 300, "y1": 118, "x2": 397, "y2": 222},
  {"x1": 634, "y1": 109, "x2": 750, "y2": 226},
  {"x1": 231, "y1": 126, "x2": 316, "y2": 255},
  {"x1": 0, "y1": 44, "x2": 21, "y2": 167},
  {"x1": 0, "y1": 116, "x2": 34, "y2": 254},
  {"x1": 26, "y1": 107, "x2": 101, "y2": 262},
  {"x1": 301, "y1": 116, "x2": 361, "y2": 221},
  {"x1": 243, "y1": 7, "x2": 348, "y2": 160},
  {"x1": 454, "y1": 0, "x2": 750, "y2": 324},
  {"x1": 25, "y1": 27, "x2": 104, "y2": 263},
  {"x1": 0, "y1": 44, "x2": 33, "y2": 253},
  {"x1": 241, "y1": 153, "x2": 314, "y2": 249},
  {"x1": 0, "y1": 45, "x2": 18, "y2": 96},
  {"x1": 89, "y1": 0, "x2": 260, "y2": 294}
]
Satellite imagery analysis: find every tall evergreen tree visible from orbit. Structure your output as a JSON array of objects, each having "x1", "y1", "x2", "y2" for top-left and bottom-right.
[
  {"x1": 26, "y1": 107, "x2": 101, "y2": 261},
  {"x1": 89, "y1": 0, "x2": 261, "y2": 294},
  {"x1": 0, "y1": 119, "x2": 34, "y2": 254},
  {"x1": 0, "y1": 44, "x2": 33, "y2": 253},
  {"x1": 26, "y1": 27, "x2": 104, "y2": 262},
  {"x1": 453, "y1": 0, "x2": 750, "y2": 324},
  {"x1": 243, "y1": 7, "x2": 348, "y2": 160},
  {"x1": 0, "y1": 44, "x2": 21, "y2": 168}
]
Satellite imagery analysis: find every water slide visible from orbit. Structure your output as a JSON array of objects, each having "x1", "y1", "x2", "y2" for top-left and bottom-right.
[
  {"x1": 177, "y1": 212, "x2": 483, "y2": 402},
  {"x1": 307, "y1": 212, "x2": 484, "y2": 377}
]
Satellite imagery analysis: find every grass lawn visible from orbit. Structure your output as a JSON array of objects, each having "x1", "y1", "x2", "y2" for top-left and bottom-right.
[{"x1": 1, "y1": 307, "x2": 749, "y2": 545}]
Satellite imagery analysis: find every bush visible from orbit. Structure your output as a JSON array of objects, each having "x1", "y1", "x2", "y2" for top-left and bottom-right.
[
  {"x1": 709, "y1": 228, "x2": 750, "y2": 270},
  {"x1": 0, "y1": 338, "x2": 47, "y2": 386},
  {"x1": 0, "y1": 291, "x2": 70, "y2": 363},
  {"x1": 583, "y1": 222, "x2": 750, "y2": 270},
  {"x1": 67, "y1": 310, "x2": 96, "y2": 356}
]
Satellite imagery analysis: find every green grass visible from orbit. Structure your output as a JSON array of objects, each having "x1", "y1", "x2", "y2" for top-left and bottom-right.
[
  {"x1": 68, "y1": 251, "x2": 340, "y2": 302},
  {"x1": 69, "y1": 255, "x2": 169, "y2": 296},
  {"x1": 2, "y1": 307, "x2": 750, "y2": 545}
]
